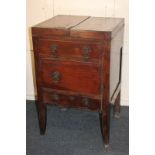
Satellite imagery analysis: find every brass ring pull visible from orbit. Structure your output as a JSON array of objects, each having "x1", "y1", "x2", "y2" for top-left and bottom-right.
[
  {"x1": 52, "y1": 94, "x2": 60, "y2": 101},
  {"x1": 51, "y1": 71, "x2": 61, "y2": 82},
  {"x1": 83, "y1": 97, "x2": 90, "y2": 106}
]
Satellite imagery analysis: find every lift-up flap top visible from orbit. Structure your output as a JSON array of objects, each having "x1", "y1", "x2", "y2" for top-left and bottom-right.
[
  {"x1": 32, "y1": 15, "x2": 90, "y2": 37},
  {"x1": 32, "y1": 15, "x2": 124, "y2": 40},
  {"x1": 70, "y1": 17, "x2": 124, "y2": 40}
]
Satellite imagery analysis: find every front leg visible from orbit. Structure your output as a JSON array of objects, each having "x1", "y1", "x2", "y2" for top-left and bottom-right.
[
  {"x1": 100, "y1": 103, "x2": 110, "y2": 148},
  {"x1": 36, "y1": 101, "x2": 47, "y2": 135}
]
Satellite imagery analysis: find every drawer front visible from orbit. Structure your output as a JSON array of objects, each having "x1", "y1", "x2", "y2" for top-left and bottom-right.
[
  {"x1": 43, "y1": 90, "x2": 100, "y2": 111},
  {"x1": 35, "y1": 39, "x2": 102, "y2": 61},
  {"x1": 40, "y1": 59, "x2": 100, "y2": 95}
]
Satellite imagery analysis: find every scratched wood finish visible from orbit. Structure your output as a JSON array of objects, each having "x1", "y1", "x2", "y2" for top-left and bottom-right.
[{"x1": 32, "y1": 15, "x2": 124, "y2": 147}]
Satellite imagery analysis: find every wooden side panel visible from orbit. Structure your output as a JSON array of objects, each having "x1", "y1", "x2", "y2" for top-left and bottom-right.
[{"x1": 110, "y1": 27, "x2": 124, "y2": 100}]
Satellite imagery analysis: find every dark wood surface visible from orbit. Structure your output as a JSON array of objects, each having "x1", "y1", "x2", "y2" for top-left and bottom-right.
[
  {"x1": 43, "y1": 89, "x2": 100, "y2": 111},
  {"x1": 32, "y1": 15, "x2": 124, "y2": 147},
  {"x1": 40, "y1": 59, "x2": 100, "y2": 95},
  {"x1": 33, "y1": 38, "x2": 102, "y2": 62}
]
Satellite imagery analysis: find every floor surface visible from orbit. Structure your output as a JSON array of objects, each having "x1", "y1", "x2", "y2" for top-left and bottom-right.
[{"x1": 26, "y1": 101, "x2": 129, "y2": 155}]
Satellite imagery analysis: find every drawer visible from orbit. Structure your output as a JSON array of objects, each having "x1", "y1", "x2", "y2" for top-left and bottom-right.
[
  {"x1": 40, "y1": 59, "x2": 100, "y2": 95},
  {"x1": 34, "y1": 39, "x2": 102, "y2": 61},
  {"x1": 43, "y1": 89, "x2": 100, "y2": 111}
]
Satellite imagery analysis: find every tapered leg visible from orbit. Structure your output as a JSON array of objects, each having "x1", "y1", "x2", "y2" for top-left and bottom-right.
[
  {"x1": 36, "y1": 101, "x2": 47, "y2": 135},
  {"x1": 100, "y1": 104, "x2": 110, "y2": 148},
  {"x1": 114, "y1": 91, "x2": 121, "y2": 118}
]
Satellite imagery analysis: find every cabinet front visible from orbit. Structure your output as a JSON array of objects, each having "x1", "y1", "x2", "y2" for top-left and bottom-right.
[{"x1": 39, "y1": 59, "x2": 101, "y2": 95}]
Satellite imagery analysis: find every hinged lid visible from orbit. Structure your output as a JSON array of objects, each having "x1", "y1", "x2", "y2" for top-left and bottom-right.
[
  {"x1": 32, "y1": 15, "x2": 90, "y2": 37},
  {"x1": 32, "y1": 15, "x2": 124, "y2": 39},
  {"x1": 70, "y1": 17, "x2": 124, "y2": 39}
]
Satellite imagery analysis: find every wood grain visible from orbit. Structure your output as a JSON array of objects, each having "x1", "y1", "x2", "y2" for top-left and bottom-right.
[
  {"x1": 32, "y1": 15, "x2": 124, "y2": 147},
  {"x1": 43, "y1": 89, "x2": 100, "y2": 111},
  {"x1": 34, "y1": 38, "x2": 103, "y2": 62},
  {"x1": 33, "y1": 15, "x2": 90, "y2": 29},
  {"x1": 40, "y1": 59, "x2": 100, "y2": 95}
]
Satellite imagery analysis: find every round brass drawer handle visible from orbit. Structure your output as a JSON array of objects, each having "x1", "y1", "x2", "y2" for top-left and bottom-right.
[
  {"x1": 52, "y1": 94, "x2": 60, "y2": 101},
  {"x1": 51, "y1": 71, "x2": 61, "y2": 82},
  {"x1": 69, "y1": 96, "x2": 75, "y2": 101},
  {"x1": 83, "y1": 97, "x2": 91, "y2": 106}
]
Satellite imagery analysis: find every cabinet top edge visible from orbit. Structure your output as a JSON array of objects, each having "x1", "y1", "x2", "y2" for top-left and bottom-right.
[
  {"x1": 32, "y1": 15, "x2": 124, "y2": 32},
  {"x1": 32, "y1": 15, "x2": 124, "y2": 40},
  {"x1": 32, "y1": 15, "x2": 90, "y2": 29}
]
